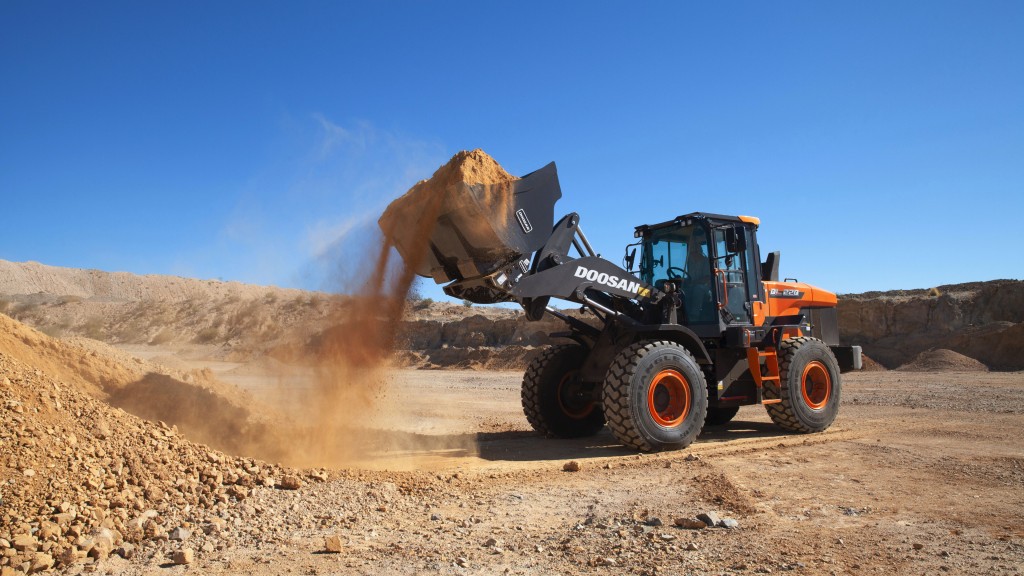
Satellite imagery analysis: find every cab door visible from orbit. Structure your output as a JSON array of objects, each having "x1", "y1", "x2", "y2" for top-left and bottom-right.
[{"x1": 712, "y1": 225, "x2": 758, "y2": 325}]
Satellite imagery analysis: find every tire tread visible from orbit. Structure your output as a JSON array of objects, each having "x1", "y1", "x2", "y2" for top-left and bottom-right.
[
  {"x1": 521, "y1": 345, "x2": 575, "y2": 436},
  {"x1": 764, "y1": 336, "x2": 840, "y2": 433},
  {"x1": 603, "y1": 340, "x2": 703, "y2": 451}
]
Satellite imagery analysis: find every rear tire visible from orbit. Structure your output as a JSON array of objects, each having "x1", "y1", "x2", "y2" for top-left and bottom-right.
[
  {"x1": 764, "y1": 337, "x2": 842, "y2": 433},
  {"x1": 603, "y1": 340, "x2": 707, "y2": 452},
  {"x1": 705, "y1": 406, "x2": 740, "y2": 426},
  {"x1": 521, "y1": 344, "x2": 605, "y2": 438}
]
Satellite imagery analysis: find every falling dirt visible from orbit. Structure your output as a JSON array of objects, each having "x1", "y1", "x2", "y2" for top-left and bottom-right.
[{"x1": 253, "y1": 149, "x2": 521, "y2": 468}]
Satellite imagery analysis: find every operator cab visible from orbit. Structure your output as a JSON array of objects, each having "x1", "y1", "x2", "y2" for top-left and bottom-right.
[{"x1": 635, "y1": 213, "x2": 764, "y2": 338}]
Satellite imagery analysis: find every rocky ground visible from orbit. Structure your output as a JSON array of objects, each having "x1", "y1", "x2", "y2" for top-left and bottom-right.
[
  {"x1": 4, "y1": 362, "x2": 1019, "y2": 573},
  {"x1": 2, "y1": 312, "x2": 1022, "y2": 575},
  {"x1": 0, "y1": 346, "x2": 322, "y2": 575},
  {"x1": 1, "y1": 261, "x2": 1023, "y2": 575}
]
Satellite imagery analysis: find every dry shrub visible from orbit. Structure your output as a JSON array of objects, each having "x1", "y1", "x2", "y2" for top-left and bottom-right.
[
  {"x1": 81, "y1": 316, "x2": 105, "y2": 340},
  {"x1": 115, "y1": 319, "x2": 148, "y2": 343},
  {"x1": 40, "y1": 325, "x2": 65, "y2": 338},
  {"x1": 149, "y1": 328, "x2": 176, "y2": 346},
  {"x1": 194, "y1": 326, "x2": 221, "y2": 344},
  {"x1": 11, "y1": 301, "x2": 37, "y2": 318}
]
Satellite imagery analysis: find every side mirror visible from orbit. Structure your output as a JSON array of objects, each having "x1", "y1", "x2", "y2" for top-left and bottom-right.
[
  {"x1": 726, "y1": 226, "x2": 747, "y2": 253},
  {"x1": 624, "y1": 247, "x2": 636, "y2": 271}
]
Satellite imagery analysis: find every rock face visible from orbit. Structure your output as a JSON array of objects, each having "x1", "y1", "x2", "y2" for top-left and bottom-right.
[
  {"x1": 398, "y1": 315, "x2": 556, "y2": 349},
  {"x1": 409, "y1": 280, "x2": 1024, "y2": 371},
  {"x1": 838, "y1": 280, "x2": 1024, "y2": 370},
  {"x1": 0, "y1": 259, "x2": 304, "y2": 303},
  {"x1": 389, "y1": 312, "x2": 597, "y2": 370},
  {"x1": 3, "y1": 257, "x2": 1021, "y2": 371}
]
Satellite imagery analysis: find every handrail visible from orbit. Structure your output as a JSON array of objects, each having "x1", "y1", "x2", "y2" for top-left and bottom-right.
[{"x1": 715, "y1": 268, "x2": 728, "y2": 310}]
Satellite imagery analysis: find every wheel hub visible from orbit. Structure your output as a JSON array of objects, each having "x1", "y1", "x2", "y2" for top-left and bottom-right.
[
  {"x1": 647, "y1": 369, "x2": 690, "y2": 427},
  {"x1": 557, "y1": 370, "x2": 595, "y2": 419},
  {"x1": 801, "y1": 361, "x2": 832, "y2": 410}
]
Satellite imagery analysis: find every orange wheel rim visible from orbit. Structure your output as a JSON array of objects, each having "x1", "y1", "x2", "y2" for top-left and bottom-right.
[
  {"x1": 557, "y1": 370, "x2": 594, "y2": 419},
  {"x1": 801, "y1": 361, "x2": 831, "y2": 410},
  {"x1": 647, "y1": 369, "x2": 690, "y2": 427}
]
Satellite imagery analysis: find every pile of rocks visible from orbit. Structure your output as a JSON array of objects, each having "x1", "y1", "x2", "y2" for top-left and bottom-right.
[{"x1": 0, "y1": 350, "x2": 312, "y2": 573}]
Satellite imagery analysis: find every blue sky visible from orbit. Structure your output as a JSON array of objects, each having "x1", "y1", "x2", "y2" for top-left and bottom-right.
[{"x1": 2, "y1": 1, "x2": 1021, "y2": 300}]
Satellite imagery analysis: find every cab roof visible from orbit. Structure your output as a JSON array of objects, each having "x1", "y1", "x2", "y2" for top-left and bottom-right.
[{"x1": 634, "y1": 212, "x2": 760, "y2": 237}]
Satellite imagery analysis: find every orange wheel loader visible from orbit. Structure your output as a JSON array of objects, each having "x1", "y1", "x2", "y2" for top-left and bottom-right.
[{"x1": 380, "y1": 161, "x2": 861, "y2": 451}]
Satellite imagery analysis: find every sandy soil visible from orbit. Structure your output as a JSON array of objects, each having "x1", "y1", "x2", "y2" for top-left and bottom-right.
[{"x1": 83, "y1": 359, "x2": 1024, "y2": 576}]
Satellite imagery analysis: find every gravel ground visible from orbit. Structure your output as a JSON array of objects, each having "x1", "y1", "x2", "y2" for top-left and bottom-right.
[{"x1": 5, "y1": 365, "x2": 1020, "y2": 576}]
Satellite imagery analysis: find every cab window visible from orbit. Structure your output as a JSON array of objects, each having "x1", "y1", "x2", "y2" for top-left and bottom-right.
[{"x1": 642, "y1": 225, "x2": 716, "y2": 324}]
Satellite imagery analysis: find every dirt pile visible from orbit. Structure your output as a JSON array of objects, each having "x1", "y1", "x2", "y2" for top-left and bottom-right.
[
  {"x1": 402, "y1": 148, "x2": 517, "y2": 198},
  {"x1": 859, "y1": 353, "x2": 887, "y2": 372},
  {"x1": 378, "y1": 148, "x2": 519, "y2": 276},
  {"x1": 0, "y1": 314, "x2": 133, "y2": 398},
  {"x1": 897, "y1": 348, "x2": 990, "y2": 372},
  {"x1": 0, "y1": 313, "x2": 300, "y2": 460},
  {"x1": 0, "y1": 343, "x2": 315, "y2": 573}
]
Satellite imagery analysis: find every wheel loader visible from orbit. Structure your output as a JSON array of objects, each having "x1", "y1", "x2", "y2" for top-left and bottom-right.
[{"x1": 379, "y1": 161, "x2": 862, "y2": 451}]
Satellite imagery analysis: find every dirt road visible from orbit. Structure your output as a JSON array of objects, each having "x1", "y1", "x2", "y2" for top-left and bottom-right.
[{"x1": 81, "y1": 364, "x2": 1023, "y2": 576}]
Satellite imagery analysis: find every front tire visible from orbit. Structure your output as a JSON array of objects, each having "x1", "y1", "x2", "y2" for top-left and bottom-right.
[
  {"x1": 603, "y1": 340, "x2": 708, "y2": 452},
  {"x1": 521, "y1": 344, "x2": 605, "y2": 438},
  {"x1": 765, "y1": 337, "x2": 842, "y2": 433}
]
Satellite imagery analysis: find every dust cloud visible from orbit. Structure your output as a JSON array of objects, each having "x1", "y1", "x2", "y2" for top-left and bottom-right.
[{"x1": 246, "y1": 150, "x2": 519, "y2": 469}]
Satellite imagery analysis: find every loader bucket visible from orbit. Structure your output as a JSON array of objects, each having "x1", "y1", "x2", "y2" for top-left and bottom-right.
[{"x1": 379, "y1": 162, "x2": 562, "y2": 285}]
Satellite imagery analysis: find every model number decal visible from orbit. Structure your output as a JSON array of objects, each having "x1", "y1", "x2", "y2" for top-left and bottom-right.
[{"x1": 770, "y1": 288, "x2": 804, "y2": 298}]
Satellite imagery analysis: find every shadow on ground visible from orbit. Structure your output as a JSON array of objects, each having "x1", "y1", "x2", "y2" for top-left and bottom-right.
[
  {"x1": 472, "y1": 419, "x2": 791, "y2": 462},
  {"x1": 698, "y1": 419, "x2": 789, "y2": 443},
  {"x1": 107, "y1": 374, "x2": 793, "y2": 469}
]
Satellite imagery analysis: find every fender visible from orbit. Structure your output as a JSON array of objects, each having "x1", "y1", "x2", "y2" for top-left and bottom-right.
[
  {"x1": 578, "y1": 321, "x2": 713, "y2": 383},
  {"x1": 622, "y1": 324, "x2": 713, "y2": 365}
]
